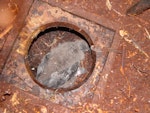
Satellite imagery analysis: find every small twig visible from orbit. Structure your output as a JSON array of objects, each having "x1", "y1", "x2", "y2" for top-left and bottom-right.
[
  {"x1": 119, "y1": 45, "x2": 131, "y2": 98},
  {"x1": 0, "y1": 25, "x2": 13, "y2": 39},
  {"x1": 120, "y1": 45, "x2": 125, "y2": 75},
  {"x1": 119, "y1": 30, "x2": 149, "y2": 58},
  {"x1": 26, "y1": 53, "x2": 43, "y2": 59},
  {"x1": 40, "y1": 39, "x2": 51, "y2": 47},
  {"x1": 144, "y1": 28, "x2": 150, "y2": 40},
  {"x1": 131, "y1": 38, "x2": 149, "y2": 58},
  {"x1": 41, "y1": 38, "x2": 57, "y2": 48},
  {"x1": 132, "y1": 63, "x2": 149, "y2": 75},
  {"x1": 125, "y1": 75, "x2": 131, "y2": 98},
  {"x1": 35, "y1": 42, "x2": 43, "y2": 55},
  {"x1": 106, "y1": 0, "x2": 112, "y2": 10},
  {"x1": 112, "y1": 9, "x2": 124, "y2": 16},
  {"x1": 57, "y1": 31, "x2": 65, "y2": 39},
  {"x1": 134, "y1": 16, "x2": 149, "y2": 25}
]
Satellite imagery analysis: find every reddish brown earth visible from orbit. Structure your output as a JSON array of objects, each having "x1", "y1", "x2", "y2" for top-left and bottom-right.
[{"x1": 0, "y1": 0, "x2": 150, "y2": 113}]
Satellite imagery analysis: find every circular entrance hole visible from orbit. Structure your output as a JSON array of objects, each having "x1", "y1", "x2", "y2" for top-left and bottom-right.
[{"x1": 26, "y1": 23, "x2": 96, "y2": 92}]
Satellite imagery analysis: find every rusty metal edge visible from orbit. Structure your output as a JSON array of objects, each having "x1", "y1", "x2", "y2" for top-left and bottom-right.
[
  {"x1": 40, "y1": 0, "x2": 121, "y2": 76},
  {"x1": 41, "y1": 0, "x2": 120, "y2": 31},
  {"x1": 0, "y1": 0, "x2": 35, "y2": 74},
  {"x1": 42, "y1": 0, "x2": 122, "y2": 104},
  {"x1": 92, "y1": 31, "x2": 121, "y2": 103}
]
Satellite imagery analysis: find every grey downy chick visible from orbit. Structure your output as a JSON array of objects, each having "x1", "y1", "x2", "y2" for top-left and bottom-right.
[{"x1": 36, "y1": 40, "x2": 89, "y2": 89}]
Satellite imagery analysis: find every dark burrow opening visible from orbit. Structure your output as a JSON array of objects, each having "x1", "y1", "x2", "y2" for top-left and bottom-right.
[{"x1": 26, "y1": 26, "x2": 96, "y2": 91}]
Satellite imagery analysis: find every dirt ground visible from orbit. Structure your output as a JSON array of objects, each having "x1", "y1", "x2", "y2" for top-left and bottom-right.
[{"x1": 0, "y1": 0, "x2": 150, "y2": 113}]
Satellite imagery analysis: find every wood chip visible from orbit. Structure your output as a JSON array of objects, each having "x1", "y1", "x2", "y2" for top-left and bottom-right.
[
  {"x1": 10, "y1": 92, "x2": 19, "y2": 106},
  {"x1": 106, "y1": 0, "x2": 112, "y2": 10}
]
